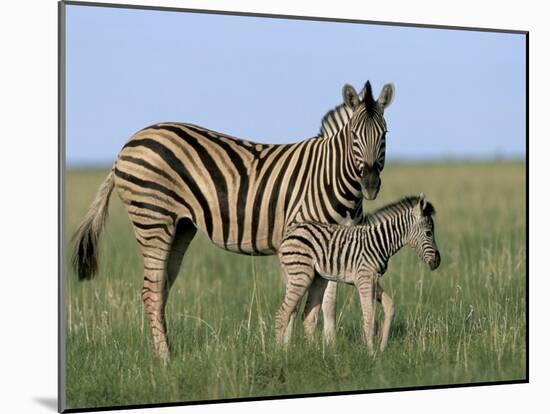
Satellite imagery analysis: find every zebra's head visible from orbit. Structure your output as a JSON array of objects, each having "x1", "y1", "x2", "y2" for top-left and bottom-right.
[
  {"x1": 409, "y1": 194, "x2": 441, "y2": 271},
  {"x1": 342, "y1": 81, "x2": 394, "y2": 200}
]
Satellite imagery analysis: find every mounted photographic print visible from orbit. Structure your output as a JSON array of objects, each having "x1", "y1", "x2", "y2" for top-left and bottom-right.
[{"x1": 59, "y1": 1, "x2": 528, "y2": 412}]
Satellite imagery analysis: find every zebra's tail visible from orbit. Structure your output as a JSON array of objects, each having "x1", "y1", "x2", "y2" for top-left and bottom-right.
[{"x1": 72, "y1": 168, "x2": 115, "y2": 280}]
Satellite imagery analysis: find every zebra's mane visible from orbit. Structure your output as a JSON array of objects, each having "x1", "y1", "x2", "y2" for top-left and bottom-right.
[
  {"x1": 361, "y1": 196, "x2": 429, "y2": 225},
  {"x1": 319, "y1": 84, "x2": 376, "y2": 138},
  {"x1": 319, "y1": 103, "x2": 354, "y2": 139}
]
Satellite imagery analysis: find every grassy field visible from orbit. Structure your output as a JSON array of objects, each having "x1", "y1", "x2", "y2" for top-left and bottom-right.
[{"x1": 64, "y1": 162, "x2": 526, "y2": 410}]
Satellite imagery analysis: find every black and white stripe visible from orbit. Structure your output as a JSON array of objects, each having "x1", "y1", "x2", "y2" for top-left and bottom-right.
[
  {"x1": 72, "y1": 81, "x2": 395, "y2": 360},
  {"x1": 276, "y1": 194, "x2": 440, "y2": 352}
]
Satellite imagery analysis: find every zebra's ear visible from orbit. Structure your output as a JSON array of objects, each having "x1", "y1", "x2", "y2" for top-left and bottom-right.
[
  {"x1": 413, "y1": 195, "x2": 424, "y2": 219},
  {"x1": 423, "y1": 202, "x2": 436, "y2": 216},
  {"x1": 414, "y1": 193, "x2": 427, "y2": 218},
  {"x1": 417, "y1": 193, "x2": 436, "y2": 216},
  {"x1": 377, "y1": 83, "x2": 395, "y2": 110},
  {"x1": 419, "y1": 193, "x2": 426, "y2": 210},
  {"x1": 343, "y1": 84, "x2": 360, "y2": 110}
]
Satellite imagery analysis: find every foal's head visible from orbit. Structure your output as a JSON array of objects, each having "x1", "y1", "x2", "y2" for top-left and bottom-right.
[{"x1": 408, "y1": 194, "x2": 441, "y2": 271}]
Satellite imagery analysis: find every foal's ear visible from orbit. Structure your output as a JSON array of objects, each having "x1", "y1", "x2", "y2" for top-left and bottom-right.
[
  {"x1": 419, "y1": 193, "x2": 427, "y2": 211},
  {"x1": 414, "y1": 193, "x2": 434, "y2": 218},
  {"x1": 417, "y1": 193, "x2": 436, "y2": 217},
  {"x1": 422, "y1": 201, "x2": 436, "y2": 216},
  {"x1": 342, "y1": 84, "x2": 360, "y2": 110}
]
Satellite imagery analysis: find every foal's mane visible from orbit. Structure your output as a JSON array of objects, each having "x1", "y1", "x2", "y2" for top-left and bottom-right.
[{"x1": 360, "y1": 196, "x2": 436, "y2": 226}]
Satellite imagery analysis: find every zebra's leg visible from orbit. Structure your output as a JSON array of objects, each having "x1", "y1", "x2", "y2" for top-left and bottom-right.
[
  {"x1": 132, "y1": 218, "x2": 182, "y2": 362},
  {"x1": 356, "y1": 273, "x2": 376, "y2": 354},
  {"x1": 141, "y1": 255, "x2": 171, "y2": 361},
  {"x1": 278, "y1": 266, "x2": 297, "y2": 344},
  {"x1": 321, "y1": 281, "x2": 338, "y2": 343},
  {"x1": 138, "y1": 250, "x2": 172, "y2": 360},
  {"x1": 283, "y1": 310, "x2": 297, "y2": 345},
  {"x1": 376, "y1": 281, "x2": 395, "y2": 352},
  {"x1": 303, "y1": 275, "x2": 328, "y2": 340},
  {"x1": 166, "y1": 218, "x2": 197, "y2": 289},
  {"x1": 276, "y1": 266, "x2": 315, "y2": 346},
  {"x1": 139, "y1": 218, "x2": 194, "y2": 361}
]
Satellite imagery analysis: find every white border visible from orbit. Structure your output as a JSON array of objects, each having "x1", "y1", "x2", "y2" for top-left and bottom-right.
[{"x1": 1, "y1": 1, "x2": 543, "y2": 413}]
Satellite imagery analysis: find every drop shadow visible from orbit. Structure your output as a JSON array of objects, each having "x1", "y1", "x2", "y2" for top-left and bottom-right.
[{"x1": 33, "y1": 397, "x2": 57, "y2": 412}]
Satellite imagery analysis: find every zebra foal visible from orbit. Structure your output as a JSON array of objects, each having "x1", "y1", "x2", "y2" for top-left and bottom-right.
[{"x1": 276, "y1": 194, "x2": 441, "y2": 352}]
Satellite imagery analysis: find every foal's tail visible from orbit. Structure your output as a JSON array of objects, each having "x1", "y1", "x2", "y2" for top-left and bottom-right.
[{"x1": 72, "y1": 169, "x2": 115, "y2": 280}]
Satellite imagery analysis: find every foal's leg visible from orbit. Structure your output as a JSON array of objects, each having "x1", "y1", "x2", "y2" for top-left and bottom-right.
[
  {"x1": 284, "y1": 310, "x2": 297, "y2": 345},
  {"x1": 278, "y1": 265, "x2": 297, "y2": 344},
  {"x1": 321, "y1": 281, "x2": 338, "y2": 343},
  {"x1": 356, "y1": 273, "x2": 376, "y2": 354},
  {"x1": 303, "y1": 275, "x2": 328, "y2": 340},
  {"x1": 376, "y1": 281, "x2": 395, "y2": 352},
  {"x1": 276, "y1": 265, "x2": 315, "y2": 346}
]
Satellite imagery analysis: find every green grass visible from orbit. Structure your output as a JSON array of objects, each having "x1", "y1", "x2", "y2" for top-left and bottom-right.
[{"x1": 64, "y1": 162, "x2": 526, "y2": 409}]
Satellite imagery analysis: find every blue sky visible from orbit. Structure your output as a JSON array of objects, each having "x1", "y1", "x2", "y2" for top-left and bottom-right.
[{"x1": 65, "y1": 4, "x2": 526, "y2": 166}]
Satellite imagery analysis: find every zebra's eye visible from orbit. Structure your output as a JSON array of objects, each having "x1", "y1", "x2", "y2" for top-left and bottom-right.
[{"x1": 425, "y1": 231, "x2": 433, "y2": 237}]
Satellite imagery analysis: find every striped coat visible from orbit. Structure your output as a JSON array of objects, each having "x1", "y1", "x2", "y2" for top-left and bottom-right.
[
  {"x1": 276, "y1": 195, "x2": 440, "y2": 352},
  {"x1": 73, "y1": 81, "x2": 395, "y2": 359}
]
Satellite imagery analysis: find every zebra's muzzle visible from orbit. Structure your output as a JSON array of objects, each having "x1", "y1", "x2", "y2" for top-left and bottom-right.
[
  {"x1": 363, "y1": 189, "x2": 378, "y2": 201},
  {"x1": 429, "y1": 251, "x2": 441, "y2": 270},
  {"x1": 362, "y1": 164, "x2": 381, "y2": 200},
  {"x1": 362, "y1": 177, "x2": 381, "y2": 200}
]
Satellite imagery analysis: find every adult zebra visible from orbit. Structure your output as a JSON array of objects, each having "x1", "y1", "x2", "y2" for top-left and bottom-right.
[{"x1": 73, "y1": 81, "x2": 395, "y2": 360}]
